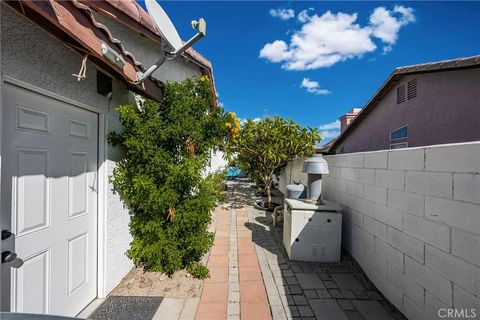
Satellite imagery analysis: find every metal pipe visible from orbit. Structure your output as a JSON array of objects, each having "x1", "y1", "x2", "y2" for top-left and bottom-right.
[{"x1": 134, "y1": 54, "x2": 166, "y2": 84}]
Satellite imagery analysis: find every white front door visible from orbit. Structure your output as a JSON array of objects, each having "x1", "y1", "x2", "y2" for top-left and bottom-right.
[{"x1": 1, "y1": 83, "x2": 98, "y2": 316}]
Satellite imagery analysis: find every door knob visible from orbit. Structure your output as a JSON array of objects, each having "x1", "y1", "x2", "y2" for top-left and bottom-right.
[
  {"x1": 1, "y1": 230, "x2": 12, "y2": 241},
  {"x1": 2, "y1": 251, "x2": 17, "y2": 263}
]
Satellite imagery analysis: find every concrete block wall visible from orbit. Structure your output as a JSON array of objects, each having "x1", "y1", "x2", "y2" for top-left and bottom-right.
[
  {"x1": 278, "y1": 158, "x2": 308, "y2": 195},
  {"x1": 321, "y1": 142, "x2": 480, "y2": 319}
]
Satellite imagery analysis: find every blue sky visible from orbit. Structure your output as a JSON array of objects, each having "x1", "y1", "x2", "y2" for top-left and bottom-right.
[{"x1": 139, "y1": 1, "x2": 480, "y2": 143}]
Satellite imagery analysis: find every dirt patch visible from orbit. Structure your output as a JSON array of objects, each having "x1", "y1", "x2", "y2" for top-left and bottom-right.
[
  {"x1": 110, "y1": 206, "x2": 231, "y2": 299},
  {"x1": 111, "y1": 267, "x2": 204, "y2": 299}
]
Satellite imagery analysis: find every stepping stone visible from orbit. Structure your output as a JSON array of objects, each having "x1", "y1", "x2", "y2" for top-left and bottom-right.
[
  {"x1": 323, "y1": 280, "x2": 338, "y2": 289},
  {"x1": 328, "y1": 289, "x2": 344, "y2": 299},
  {"x1": 316, "y1": 289, "x2": 332, "y2": 299},
  {"x1": 337, "y1": 300, "x2": 356, "y2": 311},
  {"x1": 309, "y1": 299, "x2": 348, "y2": 320},
  {"x1": 285, "y1": 276, "x2": 299, "y2": 285},
  {"x1": 352, "y1": 300, "x2": 395, "y2": 320},
  {"x1": 180, "y1": 298, "x2": 199, "y2": 320},
  {"x1": 341, "y1": 290, "x2": 356, "y2": 299},
  {"x1": 330, "y1": 274, "x2": 365, "y2": 290},
  {"x1": 344, "y1": 310, "x2": 365, "y2": 320},
  {"x1": 153, "y1": 298, "x2": 185, "y2": 320},
  {"x1": 289, "y1": 285, "x2": 303, "y2": 295},
  {"x1": 296, "y1": 273, "x2": 326, "y2": 290},
  {"x1": 293, "y1": 295, "x2": 308, "y2": 306},
  {"x1": 304, "y1": 290, "x2": 318, "y2": 299},
  {"x1": 285, "y1": 306, "x2": 300, "y2": 318},
  {"x1": 297, "y1": 305, "x2": 314, "y2": 317}
]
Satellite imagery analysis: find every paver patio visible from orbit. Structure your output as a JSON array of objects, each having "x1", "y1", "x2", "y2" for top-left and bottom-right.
[
  {"x1": 105, "y1": 179, "x2": 407, "y2": 319},
  {"x1": 194, "y1": 180, "x2": 407, "y2": 320}
]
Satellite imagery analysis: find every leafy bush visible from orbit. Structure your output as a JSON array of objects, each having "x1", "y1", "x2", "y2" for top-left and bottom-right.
[
  {"x1": 108, "y1": 76, "x2": 231, "y2": 276},
  {"x1": 187, "y1": 262, "x2": 210, "y2": 279}
]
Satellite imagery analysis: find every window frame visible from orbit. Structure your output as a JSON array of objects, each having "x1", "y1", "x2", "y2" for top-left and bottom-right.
[
  {"x1": 390, "y1": 142, "x2": 409, "y2": 149},
  {"x1": 390, "y1": 125, "x2": 408, "y2": 141}
]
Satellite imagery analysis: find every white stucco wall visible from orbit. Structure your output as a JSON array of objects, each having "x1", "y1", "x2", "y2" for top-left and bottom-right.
[
  {"x1": 203, "y1": 150, "x2": 228, "y2": 176},
  {"x1": 1, "y1": 5, "x2": 208, "y2": 298}
]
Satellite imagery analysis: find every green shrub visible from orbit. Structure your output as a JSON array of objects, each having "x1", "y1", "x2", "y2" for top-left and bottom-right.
[
  {"x1": 187, "y1": 262, "x2": 210, "y2": 279},
  {"x1": 108, "y1": 76, "x2": 231, "y2": 276}
]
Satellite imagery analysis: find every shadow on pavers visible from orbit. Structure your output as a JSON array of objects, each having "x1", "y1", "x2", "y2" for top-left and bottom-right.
[{"x1": 237, "y1": 186, "x2": 406, "y2": 320}]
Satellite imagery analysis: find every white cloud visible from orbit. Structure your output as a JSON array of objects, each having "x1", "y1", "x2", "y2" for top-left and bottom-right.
[
  {"x1": 259, "y1": 40, "x2": 291, "y2": 63},
  {"x1": 322, "y1": 130, "x2": 341, "y2": 139},
  {"x1": 239, "y1": 117, "x2": 262, "y2": 125},
  {"x1": 370, "y1": 5, "x2": 415, "y2": 52},
  {"x1": 269, "y1": 8, "x2": 295, "y2": 21},
  {"x1": 297, "y1": 8, "x2": 314, "y2": 23},
  {"x1": 260, "y1": 6, "x2": 415, "y2": 70},
  {"x1": 301, "y1": 78, "x2": 331, "y2": 95},
  {"x1": 319, "y1": 120, "x2": 340, "y2": 130},
  {"x1": 319, "y1": 120, "x2": 341, "y2": 139}
]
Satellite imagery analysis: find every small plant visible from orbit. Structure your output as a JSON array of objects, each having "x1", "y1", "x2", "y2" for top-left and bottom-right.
[{"x1": 187, "y1": 262, "x2": 210, "y2": 279}]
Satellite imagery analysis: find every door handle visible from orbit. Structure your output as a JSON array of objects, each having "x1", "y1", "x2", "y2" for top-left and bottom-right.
[
  {"x1": 2, "y1": 251, "x2": 17, "y2": 263},
  {"x1": 1, "y1": 230, "x2": 13, "y2": 241}
]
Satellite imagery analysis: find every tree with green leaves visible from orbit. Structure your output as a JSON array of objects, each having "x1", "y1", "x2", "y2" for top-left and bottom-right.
[
  {"x1": 228, "y1": 116, "x2": 321, "y2": 206},
  {"x1": 108, "y1": 76, "x2": 234, "y2": 277}
]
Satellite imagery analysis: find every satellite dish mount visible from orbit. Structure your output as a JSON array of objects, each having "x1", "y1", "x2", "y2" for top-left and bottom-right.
[{"x1": 135, "y1": 0, "x2": 206, "y2": 84}]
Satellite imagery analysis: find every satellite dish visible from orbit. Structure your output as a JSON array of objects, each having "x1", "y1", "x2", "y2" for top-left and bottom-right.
[
  {"x1": 145, "y1": 0, "x2": 182, "y2": 52},
  {"x1": 135, "y1": 0, "x2": 207, "y2": 84}
]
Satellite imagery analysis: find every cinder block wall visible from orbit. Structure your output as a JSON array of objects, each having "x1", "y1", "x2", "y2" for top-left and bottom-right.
[
  {"x1": 321, "y1": 142, "x2": 480, "y2": 320},
  {"x1": 278, "y1": 158, "x2": 308, "y2": 195}
]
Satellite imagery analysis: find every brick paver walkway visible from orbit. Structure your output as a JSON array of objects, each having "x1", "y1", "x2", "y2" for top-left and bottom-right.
[
  {"x1": 196, "y1": 180, "x2": 407, "y2": 320},
  {"x1": 196, "y1": 189, "x2": 272, "y2": 320}
]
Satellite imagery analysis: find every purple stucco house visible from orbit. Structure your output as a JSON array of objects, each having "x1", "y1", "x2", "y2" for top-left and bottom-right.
[{"x1": 329, "y1": 55, "x2": 480, "y2": 154}]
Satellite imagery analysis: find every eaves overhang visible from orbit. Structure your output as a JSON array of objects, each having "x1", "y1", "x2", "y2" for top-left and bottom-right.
[
  {"x1": 81, "y1": 0, "x2": 218, "y2": 107},
  {"x1": 6, "y1": 0, "x2": 163, "y2": 101}
]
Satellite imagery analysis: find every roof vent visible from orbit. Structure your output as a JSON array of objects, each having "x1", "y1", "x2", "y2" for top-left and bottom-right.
[
  {"x1": 407, "y1": 79, "x2": 417, "y2": 100},
  {"x1": 397, "y1": 84, "x2": 406, "y2": 104}
]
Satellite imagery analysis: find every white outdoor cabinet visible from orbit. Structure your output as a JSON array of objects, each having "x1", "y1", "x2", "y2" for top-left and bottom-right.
[{"x1": 283, "y1": 199, "x2": 342, "y2": 262}]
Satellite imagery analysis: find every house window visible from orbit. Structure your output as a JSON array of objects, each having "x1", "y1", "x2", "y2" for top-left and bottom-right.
[
  {"x1": 390, "y1": 142, "x2": 408, "y2": 149},
  {"x1": 397, "y1": 84, "x2": 406, "y2": 104},
  {"x1": 407, "y1": 79, "x2": 417, "y2": 100},
  {"x1": 390, "y1": 125, "x2": 408, "y2": 140}
]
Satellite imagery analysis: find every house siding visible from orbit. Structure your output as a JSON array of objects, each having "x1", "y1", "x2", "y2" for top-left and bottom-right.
[{"x1": 334, "y1": 69, "x2": 480, "y2": 154}]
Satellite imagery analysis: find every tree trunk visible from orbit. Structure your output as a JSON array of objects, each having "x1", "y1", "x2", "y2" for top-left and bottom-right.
[{"x1": 264, "y1": 175, "x2": 272, "y2": 206}]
